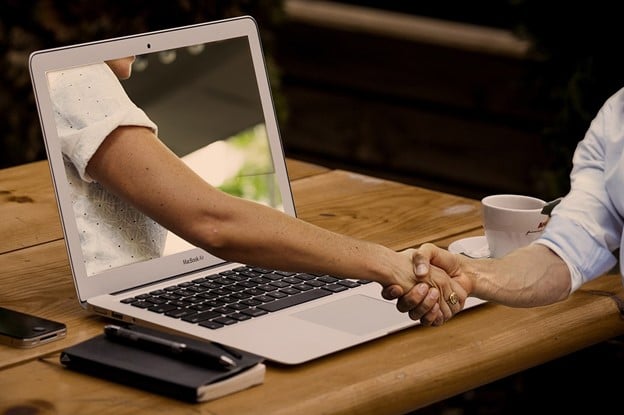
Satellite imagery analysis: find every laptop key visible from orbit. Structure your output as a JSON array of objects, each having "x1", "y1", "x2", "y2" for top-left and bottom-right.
[
  {"x1": 199, "y1": 320, "x2": 223, "y2": 329},
  {"x1": 240, "y1": 298, "x2": 263, "y2": 307},
  {"x1": 258, "y1": 288, "x2": 332, "y2": 312},
  {"x1": 337, "y1": 280, "x2": 360, "y2": 288},
  {"x1": 131, "y1": 301, "x2": 152, "y2": 309},
  {"x1": 165, "y1": 308, "x2": 195, "y2": 318},
  {"x1": 230, "y1": 313, "x2": 252, "y2": 321},
  {"x1": 253, "y1": 295, "x2": 275, "y2": 303},
  {"x1": 213, "y1": 316, "x2": 238, "y2": 325},
  {"x1": 241, "y1": 308, "x2": 268, "y2": 317},
  {"x1": 267, "y1": 291, "x2": 288, "y2": 299},
  {"x1": 317, "y1": 275, "x2": 338, "y2": 283},
  {"x1": 148, "y1": 303, "x2": 178, "y2": 313},
  {"x1": 182, "y1": 310, "x2": 222, "y2": 323},
  {"x1": 323, "y1": 284, "x2": 349, "y2": 293},
  {"x1": 213, "y1": 307, "x2": 235, "y2": 314}
]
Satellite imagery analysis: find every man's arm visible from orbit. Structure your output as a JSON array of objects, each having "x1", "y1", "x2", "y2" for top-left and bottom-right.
[
  {"x1": 391, "y1": 242, "x2": 571, "y2": 321},
  {"x1": 459, "y1": 243, "x2": 571, "y2": 307}
]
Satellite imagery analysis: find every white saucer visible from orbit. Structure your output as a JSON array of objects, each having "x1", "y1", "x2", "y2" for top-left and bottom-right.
[{"x1": 448, "y1": 236, "x2": 490, "y2": 258}]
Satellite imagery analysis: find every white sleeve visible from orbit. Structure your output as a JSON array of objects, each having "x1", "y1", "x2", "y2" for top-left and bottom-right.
[
  {"x1": 47, "y1": 63, "x2": 157, "y2": 182},
  {"x1": 536, "y1": 87, "x2": 624, "y2": 291}
]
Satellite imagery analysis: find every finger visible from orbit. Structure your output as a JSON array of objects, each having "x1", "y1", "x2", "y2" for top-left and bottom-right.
[
  {"x1": 438, "y1": 278, "x2": 468, "y2": 322},
  {"x1": 419, "y1": 265, "x2": 451, "y2": 320},
  {"x1": 431, "y1": 313, "x2": 445, "y2": 326},
  {"x1": 396, "y1": 283, "x2": 431, "y2": 312},
  {"x1": 399, "y1": 284, "x2": 439, "y2": 317},
  {"x1": 426, "y1": 265, "x2": 467, "y2": 322},
  {"x1": 411, "y1": 252, "x2": 430, "y2": 277},
  {"x1": 381, "y1": 284, "x2": 404, "y2": 300},
  {"x1": 418, "y1": 242, "x2": 462, "y2": 277},
  {"x1": 414, "y1": 302, "x2": 441, "y2": 326},
  {"x1": 409, "y1": 246, "x2": 433, "y2": 278}
]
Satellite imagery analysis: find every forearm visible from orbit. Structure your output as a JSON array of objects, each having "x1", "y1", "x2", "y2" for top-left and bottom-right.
[
  {"x1": 196, "y1": 197, "x2": 413, "y2": 288},
  {"x1": 465, "y1": 244, "x2": 571, "y2": 307}
]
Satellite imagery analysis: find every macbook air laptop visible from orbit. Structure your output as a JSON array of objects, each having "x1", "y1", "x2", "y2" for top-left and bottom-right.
[{"x1": 30, "y1": 16, "x2": 483, "y2": 364}]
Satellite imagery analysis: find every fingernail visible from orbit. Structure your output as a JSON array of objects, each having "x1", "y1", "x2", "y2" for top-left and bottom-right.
[
  {"x1": 415, "y1": 263, "x2": 428, "y2": 275},
  {"x1": 417, "y1": 283, "x2": 428, "y2": 295},
  {"x1": 389, "y1": 287, "x2": 401, "y2": 298},
  {"x1": 430, "y1": 289, "x2": 439, "y2": 300}
]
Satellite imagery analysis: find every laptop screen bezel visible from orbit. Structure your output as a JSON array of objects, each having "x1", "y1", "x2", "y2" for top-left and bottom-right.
[{"x1": 28, "y1": 16, "x2": 296, "y2": 303}]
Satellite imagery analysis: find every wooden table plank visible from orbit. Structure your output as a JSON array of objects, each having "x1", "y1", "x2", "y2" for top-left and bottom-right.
[
  {"x1": 291, "y1": 169, "x2": 482, "y2": 250},
  {"x1": 0, "y1": 240, "x2": 96, "y2": 370},
  {"x1": 285, "y1": 158, "x2": 330, "y2": 180},
  {"x1": 0, "y1": 161, "x2": 62, "y2": 254}
]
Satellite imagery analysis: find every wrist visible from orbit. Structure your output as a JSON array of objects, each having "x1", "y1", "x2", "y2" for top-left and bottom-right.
[
  {"x1": 370, "y1": 247, "x2": 413, "y2": 291},
  {"x1": 461, "y1": 257, "x2": 488, "y2": 297}
]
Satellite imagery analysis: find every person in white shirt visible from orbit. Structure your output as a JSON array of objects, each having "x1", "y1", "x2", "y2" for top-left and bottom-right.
[
  {"x1": 48, "y1": 56, "x2": 464, "y2": 324},
  {"x1": 384, "y1": 87, "x2": 624, "y2": 325}
]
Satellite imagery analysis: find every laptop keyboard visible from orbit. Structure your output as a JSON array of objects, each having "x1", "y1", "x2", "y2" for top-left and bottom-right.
[{"x1": 121, "y1": 266, "x2": 371, "y2": 329}]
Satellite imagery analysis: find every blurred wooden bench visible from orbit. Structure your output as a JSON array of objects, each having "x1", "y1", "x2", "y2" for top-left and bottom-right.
[{"x1": 277, "y1": 0, "x2": 549, "y2": 199}]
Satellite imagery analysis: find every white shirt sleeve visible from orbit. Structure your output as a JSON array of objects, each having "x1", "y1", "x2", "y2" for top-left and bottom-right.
[
  {"x1": 536, "y1": 87, "x2": 624, "y2": 292},
  {"x1": 47, "y1": 62, "x2": 157, "y2": 182}
]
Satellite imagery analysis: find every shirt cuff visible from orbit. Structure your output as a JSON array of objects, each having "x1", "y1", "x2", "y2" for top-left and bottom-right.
[{"x1": 536, "y1": 215, "x2": 617, "y2": 292}]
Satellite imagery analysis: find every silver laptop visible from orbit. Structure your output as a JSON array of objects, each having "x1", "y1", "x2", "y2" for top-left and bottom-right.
[{"x1": 29, "y1": 16, "x2": 482, "y2": 364}]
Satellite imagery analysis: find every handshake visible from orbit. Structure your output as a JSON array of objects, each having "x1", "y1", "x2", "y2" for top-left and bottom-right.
[
  {"x1": 383, "y1": 239, "x2": 571, "y2": 327},
  {"x1": 381, "y1": 244, "x2": 475, "y2": 327},
  {"x1": 384, "y1": 195, "x2": 570, "y2": 326}
]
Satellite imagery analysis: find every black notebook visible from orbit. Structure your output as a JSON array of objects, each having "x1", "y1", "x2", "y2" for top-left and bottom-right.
[{"x1": 60, "y1": 325, "x2": 265, "y2": 402}]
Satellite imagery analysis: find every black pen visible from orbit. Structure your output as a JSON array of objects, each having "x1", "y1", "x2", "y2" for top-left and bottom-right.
[{"x1": 103, "y1": 324, "x2": 237, "y2": 371}]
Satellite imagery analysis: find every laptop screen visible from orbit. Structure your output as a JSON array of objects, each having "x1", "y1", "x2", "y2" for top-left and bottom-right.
[{"x1": 30, "y1": 18, "x2": 295, "y2": 300}]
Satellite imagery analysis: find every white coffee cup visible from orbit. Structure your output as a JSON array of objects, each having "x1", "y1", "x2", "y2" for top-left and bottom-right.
[{"x1": 481, "y1": 194, "x2": 548, "y2": 258}]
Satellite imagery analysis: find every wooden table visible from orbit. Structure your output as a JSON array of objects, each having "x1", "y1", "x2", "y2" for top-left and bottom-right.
[{"x1": 1, "y1": 159, "x2": 623, "y2": 414}]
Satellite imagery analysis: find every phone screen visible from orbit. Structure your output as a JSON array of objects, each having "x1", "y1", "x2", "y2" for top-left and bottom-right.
[{"x1": 0, "y1": 307, "x2": 67, "y2": 348}]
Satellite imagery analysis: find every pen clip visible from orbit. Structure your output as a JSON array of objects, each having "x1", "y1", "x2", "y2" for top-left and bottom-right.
[{"x1": 212, "y1": 341, "x2": 243, "y2": 360}]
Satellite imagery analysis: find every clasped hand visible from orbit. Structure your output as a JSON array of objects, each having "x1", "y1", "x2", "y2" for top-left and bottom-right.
[{"x1": 385, "y1": 244, "x2": 472, "y2": 326}]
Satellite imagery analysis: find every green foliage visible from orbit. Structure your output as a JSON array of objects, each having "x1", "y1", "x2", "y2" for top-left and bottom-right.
[{"x1": 218, "y1": 124, "x2": 282, "y2": 208}]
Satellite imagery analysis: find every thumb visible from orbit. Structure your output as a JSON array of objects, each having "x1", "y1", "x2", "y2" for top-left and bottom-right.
[
  {"x1": 411, "y1": 248, "x2": 432, "y2": 278},
  {"x1": 418, "y1": 242, "x2": 462, "y2": 277}
]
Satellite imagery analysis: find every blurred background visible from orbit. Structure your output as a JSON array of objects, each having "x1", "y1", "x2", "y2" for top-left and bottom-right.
[
  {"x1": 2, "y1": 0, "x2": 624, "y2": 202},
  {"x1": 2, "y1": 0, "x2": 623, "y2": 413}
]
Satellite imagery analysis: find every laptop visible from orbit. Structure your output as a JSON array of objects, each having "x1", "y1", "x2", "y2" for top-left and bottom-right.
[{"x1": 30, "y1": 16, "x2": 483, "y2": 365}]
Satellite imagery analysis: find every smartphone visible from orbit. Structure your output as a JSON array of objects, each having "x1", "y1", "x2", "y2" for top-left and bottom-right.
[{"x1": 0, "y1": 306, "x2": 67, "y2": 348}]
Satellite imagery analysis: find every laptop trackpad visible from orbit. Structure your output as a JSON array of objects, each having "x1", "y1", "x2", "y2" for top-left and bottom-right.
[{"x1": 292, "y1": 294, "x2": 405, "y2": 336}]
